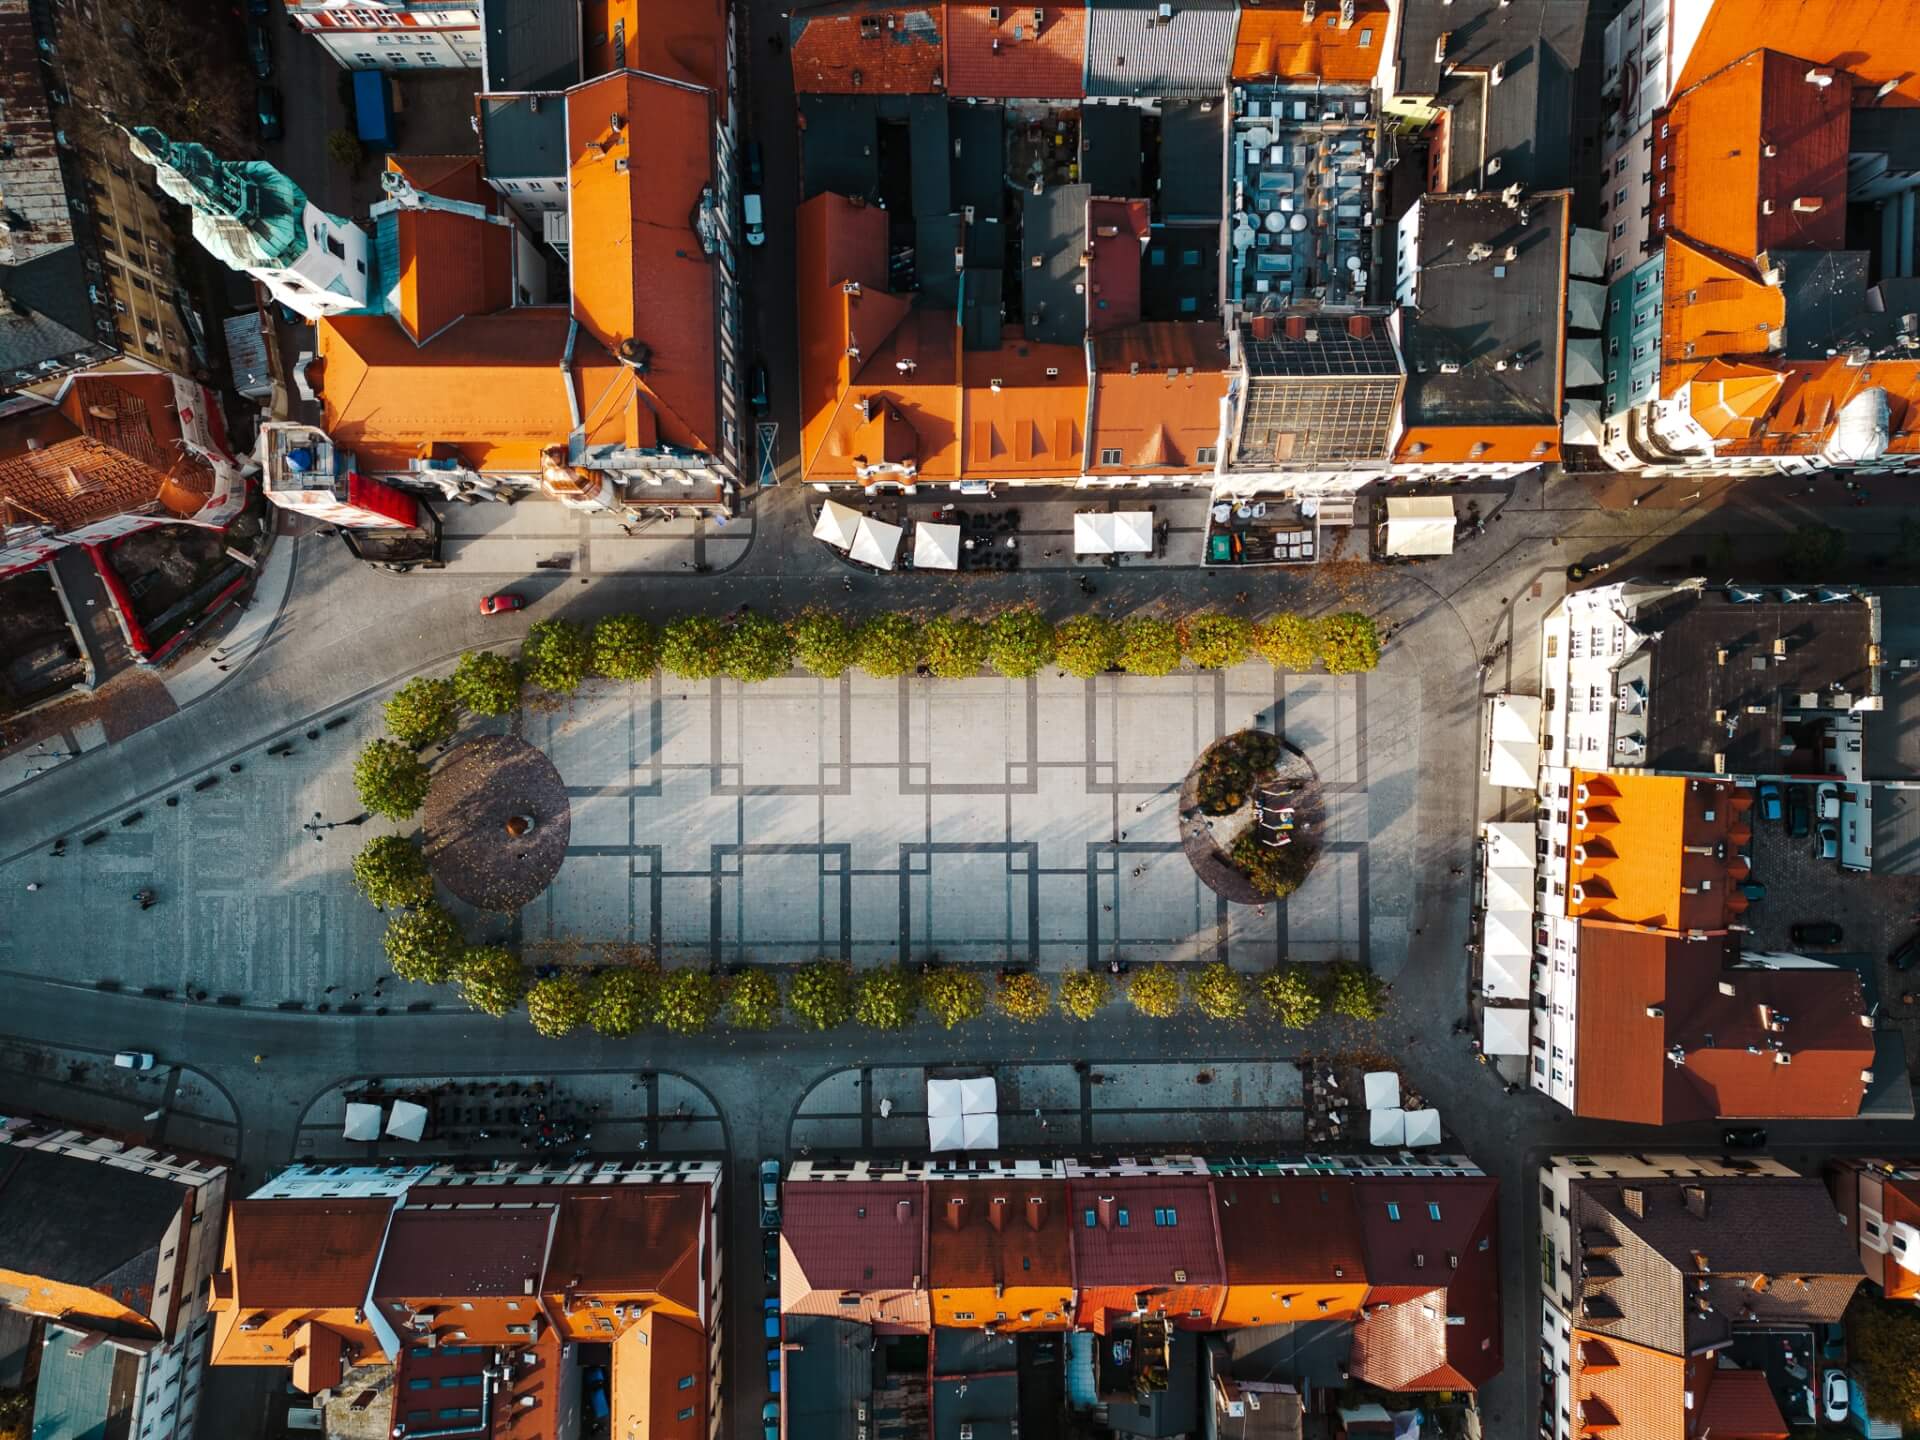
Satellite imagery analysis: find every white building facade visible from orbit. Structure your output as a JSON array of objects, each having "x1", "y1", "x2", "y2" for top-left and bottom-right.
[{"x1": 286, "y1": 1, "x2": 482, "y2": 70}]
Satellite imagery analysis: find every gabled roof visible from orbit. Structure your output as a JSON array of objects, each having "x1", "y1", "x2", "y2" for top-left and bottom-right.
[
  {"x1": 1698, "y1": 1367, "x2": 1790, "y2": 1439},
  {"x1": 1568, "y1": 1329, "x2": 1687, "y2": 1440},
  {"x1": 1657, "y1": 49, "x2": 1851, "y2": 265},
  {"x1": 961, "y1": 333, "x2": 1085, "y2": 477},
  {"x1": 1067, "y1": 1176, "x2": 1223, "y2": 1292},
  {"x1": 1685, "y1": 361, "x2": 1787, "y2": 441},
  {"x1": 791, "y1": 2, "x2": 946, "y2": 94},
  {"x1": 1213, "y1": 1178, "x2": 1365, "y2": 1284},
  {"x1": 586, "y1": 0, "x2": 730, "y2": 102},
  {"x1": 1564, "y1": 771, "x2": 1744, "y2": 933},
  {"x1": 1573, "y1": 925, "x2": 1872, "y2": 1123},
  {"x1": 372, "y1": 1205, "x2": 555, "y2": 1301},
  {"x1": 1659, "y1": 240, "x2": 1786, "y2": 377},
  {"x1": 388, "y1": 206, "x2": 514, "y2": 344},
  {"x1": 1348, "y1": 1177, "x2": 1500, "y2": 1392},
  {"x1": 926, "y1": 1180, "x2": 1072, "y2": 1288},
  {"x1": 540, "y1": 1186, "x2": 709, "y2": 1312},
  {"x1": 1671, "y1": 1, "x2": 1920, "y2": 107},
  {"x1": 566, "y1": 69, "x2": 720, "y2": 454},
  {"x1": 781, "y1": 1181, "x2": 930, "y2": 1328},
  {"x1": 1232, "y1": 1, "x2": 1388, "y2": 83},
  {"x1": 385, "y1": 154, "x2": 488, "y2": 206},
  {"x1": 944, "y1": 1, "x2": 1087, "y2": 99},
  {"x1": 226, "y1": 1197, "x2": 394, "y2": 1310}
]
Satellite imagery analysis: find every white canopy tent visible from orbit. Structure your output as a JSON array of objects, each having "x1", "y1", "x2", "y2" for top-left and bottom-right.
[
  {"x1": 385, "y1": 1100, "x2": 429, "y2": 1142},
  {"x1": 1481, "y1": 945, "x2": 1530, "y2": 1002},
  {"x1": 1482, "y1": 822, "x2": 1534, "y2": 871},
  {"x1": 1382, "y1": 496, "x2": 1455, "y2": 558},
  {"x1": 1567, "y1": 279, "x2": 1607, "y2": 332},
  {"x1": 343, "y1": 1102, "x2": 381, "y2": 1142},
  {"x1": 1570, "y1": 227, "x2": 1607, "y2": 279},
  {"x1": 962, "y1": 1112, "x2": 999, "y2": 1150},
  {"x1": 1403, "y1": 1108, "x2": 1442, "y2": 1148},
  {"x1": 913, "y1": 521, "x2": 961, "y2": 571},
  {"x1": 813, "y1": 499, "x2": 862, "y2": 550},
  {"x1": 928, "y1": 1075, "x2": 998, "y2": 1152},
  {"x1": 1482, "y1": 907, "x2": 1532, "y2": 959},
  {"x1": 928, "y1": 1111, "x2": 967, "y2": 1153},
  {"x1": 1485, "y1": 694, "x2": 1541, "y2": 788},
  {"x1": 1369, "y1": 1107, "x2": 1406, "y2": 1147},
  {"x1": 1112, "y1": 511, "x2": 1155, "y2": 553},
  {"x1": 1073, "y1": 513, "x2": 1116, "y2": 554},
  {"x1": 1483, "y1": 866, "x2": 1534, "y2": 914},
  {"x1": 1482, "y1": 1006, "x2": 1531, "y2": 1055},
  {"x1": 850, "y1": 516, "x2": 903, "y2": 570},
  {"x1": 1563, "y1": 396, "x2": 1605, "y2": 447},
  {"x1": 1566, "y1": 338, "x2": 1605, "y2": 389},
  {"x1": 1363, "y1": 1071, "x2": 1401, "y2": 1110}
]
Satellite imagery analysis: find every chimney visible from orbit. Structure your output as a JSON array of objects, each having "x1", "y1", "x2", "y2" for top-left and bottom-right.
[
  {"x1": 1792, "y1": 196, "x2": 1825, "y2": 213},
  {"x1": 1026, "y1": 1196, "x2": 1048, "y2": 1231},
  {"x1": 1621, "y1": 1187, "x2": 1645, "y2": 1218},
  {"x1": 1284, "y1": 315, "x2": 1307, "y2": 341},
  {"x1": 945, "y1": 1197, "x2": 967, "y2": 1231},
  {"x1": 896, "y1": 1200, "x2": 913, "y2": 1224},
  {"x1": 1683, "y1": 1186, "x2": 1710, "y2": 1220},
  {"x1": 1096, "y1": 1195, "x2": 1117, "y2": 1230},
  {"x1": 988, "y1": 1196, "x2": 1007, "y2": 1232},
  {"x1": 1346, "y1": 314, "x2": 1373, "y2": 340}
]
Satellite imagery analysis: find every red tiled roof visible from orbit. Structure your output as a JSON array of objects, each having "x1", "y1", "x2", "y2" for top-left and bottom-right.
[
  {"x1": 1573, "y1": 923, "x2": 1871, "y2": 1124},
  {"x1": 1214, "y1": 1177, "x2": 1365, "y2": 1283},
  {"x1": 372, "y1": 1206, "x2": 555, "y2": 1300},
  {"x1": 385, "y1": 154, "x2": 487, "y2": 206},
  {"x1": 782, "y1": 1181, "x2": 930, "y2": 1327},
  {"x1": 1067, "y1": 1177, "x2": 1223, "y2": 1296},
  {"x1": 1232, "y1": 1, "x2": 1389, "y2": 83},
  {"x1": 1569, "y1": 1329, "x2": 1687, "y2": 1440},
  {"x1": 567, "y1": 70, "x2": 721, "y2": 454},
  {"x1": 944, "y1": 1, "x2": 1086, "y2": 100},
  {"x1": 539, "y1": 1186, "x2": 709, "y2": 1313},
  {"x1": 1656, "y1": 49, "x2": 1851, "y2": 267},
  {"x1": 927, "y1": 1180, "x2": 1072, "y2": 1287},
  {"x1": 227, "y1": 1198, "x2": 394, "y2": 1310},
  {"x1": 961, "y1": 333, "x2": 1085, "y2": 477},
  {"x1": 792, "y1": 2, "x2": 946, "y2": 94},
  {"x1": 587, "y1": 0, "x2": 730, "y2": 110},
  {"x1": 1699, "y1": 1366, "x2": 1790, "y2": 1439},
  {"x1": 1349, "y1": 1177, "x2": 1500, "y2": 1392},
  {"x1": 1088, "y1": 321, "x2": 1228, "y2": 472},
  {"x1": 1086, "y1": 197, "x2": 1149, "y2": 336},
  {"x1": 1672, "y1": 3, "x2": 1920, "y2": 107}
]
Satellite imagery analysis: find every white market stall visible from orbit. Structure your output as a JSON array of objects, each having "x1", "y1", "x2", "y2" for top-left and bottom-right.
[
  {"x1": 1403, "y1": 1108, "x2": 1442, "y2": 1148},
  {"x1": 927, "y1": 1075, "x2": 998, "y2": 1153},
  {"x1": 849, "y1": 515, "x2": 903, "y2": 570},
  {"x1": 1483, "y1": 865, "x2": 1533, "y2": 915},
  {"x1": 962, "y1": 1112, "x2": 1000, "y2": 1150},
  {"x1": 813, "y1": 498, "x2": 863, "y2": 550},
  {"x1": 913, "y1": 521, "x2": 962, "y2": 571},
  {"x1": 1483, "y1": 822, "x2": 1534, "y2": 871},
  {"x1": 1363, "y1": 1071, "x2": 1401, "y2": 1110},
  {"x1": 385, "y1": 1100, "x2": 429, "y2": 1143},
  {"x1": 1482, "y1": 1006, "x2": 1531, "y2": 1056},
  {"x1": 1074, "y1": 513, "x2": 1116, "y2": 554},
  {"x1": 1369, "y1": 1107, "x2": 1406, "y2": 1147},
  {"x1": 1382, "y1": 496, "x2": 1456, "y2": 558},
  {"x1": 342, "y1": 1102, "x2": 381, "y2": 1142},
  {"x1": 1111, "y1": 511, "x2": 1155, "y2": 552},
  {"x1": 1485, "y1": 694, "x2": 1541, "y2": 789}
]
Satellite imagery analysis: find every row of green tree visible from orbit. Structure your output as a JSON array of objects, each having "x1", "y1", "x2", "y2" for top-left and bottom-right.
[{"x1": 356, "y1": 834, "x2": 1384, "y2": 1035}]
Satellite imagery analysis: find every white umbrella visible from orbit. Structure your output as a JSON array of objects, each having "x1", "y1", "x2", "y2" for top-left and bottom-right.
[
  {"x1": 913, "y1": 521, "x2": 961, "y2": 570},
  {"x1": 1482, "y1": 908, "x2": 1531, "y2": 957},
  {"x1": 929, "y1": 1112, "x2": 967, "y2": 1153},
  {"x1": 1369, "y1": 1107, "x2": 1406, "y2": 1147},
  {"x1": 958, "y1": 1076, "x2": 997, "y2": 1115},
  {"x1": 1073, "y1": 513, "x2": 1116, "y2": 554},
  {"x1": 849, "y1": 516, "x2": 902, "y2": 570},
  {"x1": 1483, "y1": 867, "x2": 1533, "y2": 914},
  {"x1": 1112, "y1": 511, "x2": 1155, "y2": 553},
  {"x1": 927, "y1": 1078, "x2": 963, "y2": 1120},
  {"x1": 813, "y1": 499, "x2": 862, "y2": 550},
  {"x1": 1482, "y1": 822, "x2": 1534, "y2": 871},
  {"x1": 1363, "y1": 1071, "x2": 1401, "y2": 1110},
  {"x1": 343, "y1": 1103, "x2": 381, "y2": 1142},
  {"x1": 1482, "y1": 1007, "x2": 1531, "y2": 1055},
  {"x1": 1403, "y1": 1108, "x2": 1442, "y2": 1148},
  {"x1": 962, "y1": 1111, "x2": 999, "y2": 1150},
  {"x1": 385, "y1": 1100, "x2": 429, "y2": 1143}
]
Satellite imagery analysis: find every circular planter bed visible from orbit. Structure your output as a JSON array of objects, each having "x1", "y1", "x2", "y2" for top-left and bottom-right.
[
  {"x1": 422, "y1": 734, "x2": 571, "y2": 912},
  {"x1": 1177, "y1": 729, "x2": 1323, "y2": 903}
]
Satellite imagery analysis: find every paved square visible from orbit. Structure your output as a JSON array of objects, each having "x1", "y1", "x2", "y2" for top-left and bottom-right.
[{"x1": 0, "y1": 664, "x2": 1421, "y2": 998}]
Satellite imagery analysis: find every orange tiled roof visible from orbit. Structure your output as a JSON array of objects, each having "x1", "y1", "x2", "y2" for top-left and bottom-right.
[
  {"x1": 1657, "y1": 48, "x2": 1850, "y2": 265},
  {"x1": 1565, "y1": 771, "x2": 1743, "y2": 932},
  {"x1": 1659, "y1": 241, "x2": 1784, "y2": 376},
  {"x1": 961, "y1": 331, "x2": 1085, "y2": 478},
  {"x1": 1088, "y1": 321, "x2": 1227, "y2": 473},
  {"x1": 791, "y1": 2, "x2": 946, "y2": 94},
  {"x1": 567, "y1": 70, "x2": 721, "y2": 455},
  {"x1": 1232, "y1": 1, "x2": 1388, "y2": 82},
  {"x1": 1683, "y1": 360, "x2": 1788, "y2": 441},
  {"x1": 944, "y1": 1, "x2": 1086, "y2": 100},
  {"x1": 392, "y1": 207, "x2": 514, "y2": 344},
  {"x1": 316, "y1": 310, "x2": 638, "y2": 473},
  {"x1": 1672, "y1": 1, "x2": 1920, "y2": 107},
  {"x1": 587, "y1": 0, "x2": 729, "y2": 106},
  {"x1": 1569, "y1": 1329, "x2": 1687, "y2": 1440},
  {"x1": 1395, "y1": 424, "x2": 1559, "y2": 464}
]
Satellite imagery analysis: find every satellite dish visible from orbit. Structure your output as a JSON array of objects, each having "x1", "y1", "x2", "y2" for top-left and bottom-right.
[
  {"x1": 1264, "y1": 210, "x2": 1285, "y2": 233},
  {"x1": 1346, "y1": 254, "x2": 1362, "y2": 271},
  {"x1": 1289, "y1": 212, "x2": 1308, "y2": 232}
]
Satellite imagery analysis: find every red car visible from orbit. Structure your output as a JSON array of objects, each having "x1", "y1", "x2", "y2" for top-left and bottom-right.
[{"x1": 479, "y1": 592, "x2": 526, "y2": 616}]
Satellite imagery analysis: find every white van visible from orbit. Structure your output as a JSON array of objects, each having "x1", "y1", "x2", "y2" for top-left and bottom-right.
[{"x1": 743, "y1": 192, "x2": 765, "y2": 246}]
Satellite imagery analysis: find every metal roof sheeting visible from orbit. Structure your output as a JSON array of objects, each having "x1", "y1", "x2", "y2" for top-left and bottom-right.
[{"x1": 1085, "y1": 0, "x2": 1238, "y2": 97}]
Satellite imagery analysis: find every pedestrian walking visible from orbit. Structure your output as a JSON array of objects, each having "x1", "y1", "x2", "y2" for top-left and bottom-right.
[
  {"x1": 350, "y1": 992, "x2": 362, "y2": 1001},
  {"x1": 1254, "y1": 904, "x2": 1266, "y2": 918},
  {"x1": 1448, "y1": 865, "x2": 1464, "y2": 877},
  {"x1": 324, "y1": 985, "x2": 338, "y2": 994},
  {"x1": 1130, "y1": 866, "x2": 1142, "y2": 878},
  {"x1": 24, "y1": 881, "x2": 40, "y2": 892},
  {"x1": 253, "y1": 1054, "x2": 265, "y2": 1065}
]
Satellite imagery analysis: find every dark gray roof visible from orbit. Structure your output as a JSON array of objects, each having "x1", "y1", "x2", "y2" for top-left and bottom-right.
[
  {"x1": 1081, "y1": 103, "x2": 1144, "y2": 197},
  {"x1": 1209, "y1": 1321, "x2": 1356, "y2": 1391},
  {"x1": 0, "y1": 1148, "x2": 186, "y2": 1323},
  {"x1": 0, "y1": 246, "x2": 114, "y2": 386},
  {"x1": 800, "y1": 95, "x2": 881, "y2": 200},
  {"x1": 1159, "y1": 98, "x2": 1224, "y2": 221},
  {"x1": 1850, "y1": 107, "x2": 1920, "y2": 179},
  {"x1": 479, "y1": 95, "x2": 567, "y2": 181},
  {"x1": 961, "y1": 266, "x2": 1005, "y2": 349},
  {"x1": 1243, "y1": 321, "x2": 1400, "y2": 377},
  {"x1": 1109, "y1": 1326, "x2": 1200, "y2": 1438},
  {"x1": 1401, "y1": 192, "x2": 1566, "y2": 429},
  {"x1": 1774, "y1": 251, "x2": 1920, "y2": 362},
  {"x1": 1022, "y1": 183, "x2": 1089, "y2": 345},
  {"x1": 917, "y1": 215, "x2": 964, "y2": 306},
  {"x1": 910, "y1": 96, "x2": 953, "y2": 217},
  {"x1": 1141, "y1": 225, "x2": 1221, "y2": 321},
  {"x1": 933, "y1": 1327, "x2": 1020, "y2": 1376},
  {"x1": 481, "y1": 0, "x2": 580, "y2": 92},
  {"x1": 950, "y1": 103, "x2": 1007, "y2": 221},
  {"x1": 933, "y1": 1373, "x2": 1019, "y2": 1440},
  {"x1": 1086, "y1": 0, "x2": 1238, "y2": 98},
  {"x1": 784, "y1": 1315, "x2": 876, "y2": 1440},
  {"x1": 1394, "y1": 0, "x2": 1589, "y2": 192}
]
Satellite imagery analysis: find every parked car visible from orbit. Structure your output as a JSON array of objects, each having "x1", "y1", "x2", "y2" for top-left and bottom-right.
[
  {"x1": 113, "y1": 1051, "x2": 155, "y2": 1070},
  {"x1": 762, "y1": 1232, "x2": 780, "y2": 1287},
  {"x1": 1791, "y1": 921, "x2": 1843, "y2": 947},
  {"x1": 763, "y1": 1297, "x2": 781, "y2": 1341},
  {"x1": 256, "y1": 86, "x2": 284, "y2": 142},
  {"x1": 1757, "y1": 782, "x2": 1783, "y2": 823},
  {"x1": 1817, "y1": 782, "x2": 1841, "y2": 820},
  {"x1": 1824, "y1": 1370, "x2": 1851, "y2": 1425},
  {"x1": 479, "y1": 592, "x2": 526, "y2": 616},
  {"x1": 743, "y1": 191, "x2": 765, "y2": 246},
  {"x1": 766, "y1": 1347, "x2": 782, "y2": 1394},
  {"x1": 745, "y1": 140, "x2": 765, "y2": 190},
  {"x1": 749, "y1": 359, "x2": 770, "y2": 417},
  {"x1": 1721, "y1": 1126, "x2": 1767, "y2": 1149},
  {"x1": 760, "y1": 1157, "x2": 782, "y2": 1227},
  {"x1": 762, "y1": 1400, "x2": 780, "y2": 1440},
  {"x1": 1890, "y1": 933, "x2": 1920, "y2": 971},
  {"x1": 1787, "y1": 786, "x2": 1811, "y2": 838},
  {"x1": 245, "y1": 22, "x2": 273, "y2": 80},
  {"x1": 1818, "y1": 822, "x2": 1839, "y2": 861}
]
